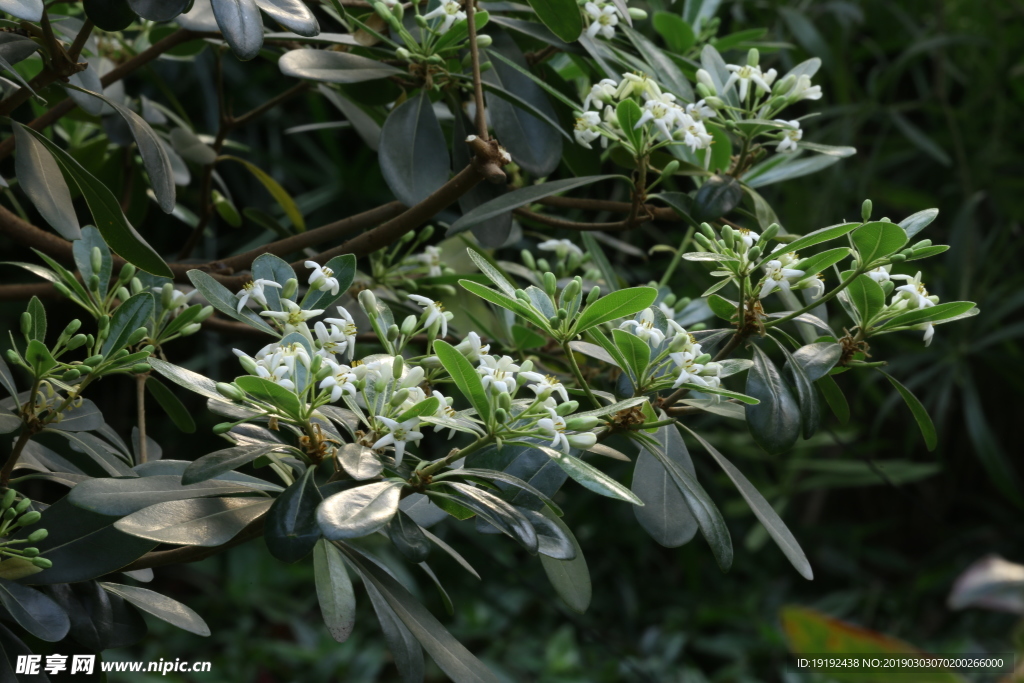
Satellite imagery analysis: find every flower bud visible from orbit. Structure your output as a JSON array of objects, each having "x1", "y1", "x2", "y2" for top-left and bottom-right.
[
  {"x1": 567, "y1": 432, "x2": 598, "y2": 449},
  {"x1": 3, "y1": 508, "x2": 15, "y2": 521},
  {"x1": 700, "y1": 222, "x2": 716, "y2": 240},
  {"x1": 889, "y1": 254, "x2": 907, "y2": 263},
  {"x1": 475, "y1": 34, "x2": 493, "y2": 48},
  {"x1": 22, "y1": 547, "x2": 38, "y2": 558},
  {"x1": 747, "y1": 48, "x2": 759, "y2": 67},
  {"x1": 31, "y1": 557, "x2": 52, "y2": 569},
  {"x1": 565, "y1": 415, "x2": 600, "y2": 430},
  {"x1": 1, "y1": 490, "x2": 15, "y2": 510},
  {"x1": 392, "y1": 355, "x2": 404, "y2": 379},
  {"x1": 695, "y1": 83, "x2": 713, "y2": 99},
  {"x1": 387, "y1": 324, "x2": 400, "y2": 341},
  {"x1": 627, "y1": 7, "x2": 647, "y2": 20},
  {"x1": 27, "y1": 528, "x2": 48, "y2": 543},
  {"x1": 695, "y1": 353, "x2": 712, "y2": 364},
  {"x1": 396, "y1": 47, "x2": 412, "y2": 60},
  {"x1": 494, "y1": 407, "x2": 509, "y2": 424},
  {"x1": 212, "y1": 422, "x2": 235, "y2": 435},
  {"x1": 515, "y1": 289, "x2": 531, "y2": 303},
  {"x1": 536, "y1": 258, "x2": 551, "y2": 273},
  {"x1": 497, "y1": 391, "x2": 511, "y2": 411},
  {"x1": 281, "y1": 278, "x2": 298, "y2": 300},
  {"x1": 556, "y1": 400, "x2": 578, "y2": 416},
  {"x1": 881, "y1": 281, "x2": 895, "y2": 297},
  {"x1": 521, "y1": 250, "x2": 536, "y2": 270},
  {"x1": 400, "y1": 315, "x2": 417, "y2": 336},
  {"x1": 194, "y1": 305, "x2": 214, "y2": 323},
  {"x1": 390, "y1": 389, "x2": 410, "y2": 407},
  {"x1": 861, "y1": 199, "x2": 873, "y2": 222},
  {"x1": 519, "y1": 359, "x2": 534, "y2": 373},
  {"x1": 747, "y1": 246, "x2": 761, "y2": 262},
  {"x1": 359, "y1": 289, "x2": 378, "y2": 316},
  {"x1": 131, "y1": 363, "x2": 152, "y2": 374},
  {"x1": 90, "y1": 246, "x2": 103, "y2": 274},
  {"x1": 16, "y1": 510, "x2": 41, "y2": 527},
  {"x1": 5, "y1": 350, "x2": 20, "y2": 366},
  {"x1": 414, "y1": 14, "x2": 429, "y2": 27},
  {"x1": 762, "y1": 223, "x2": 780, "y2": 243},
  {"x1": 374, "y1": 377, "x2": 387, "y2": 393},
  {"x1": 126, "y1": 327, "x2": 149, "y2": 346},
  {"x1": 543, "y1": 272, "x2": 558, "y2": 297},
  {"x1": 563, "y1": 278, "x2": 581, "y2": 301},
  {"x1": 88, "y1": 274, "x2": 101, "y2": 292},
  {"x1": 547, "y1": 315, "x2": 560, "y2": 328},
  {"x1": 19, "y1": 312, "x2": 31, "y2": 337},
  {"x1": 14, "y1": 498, "x2": 31, "y2": 514},
  {"x1": 586, "y1": 286, "x2": 601, "y2": 306},
  {"x1": 62, "y1": 369, "x2": 81, "y2": 382},
  {"x1": 84, "y1": 354, "x2": 104, "y2": 366},
  {"x1": 237, "y1": 355, "x2": 258, "y2": 375},
  {"x1": 130, "y1": 277, "x2": 144, "y2": 295},
  {"x1": 695, "y1": 69, "x2": 716, "y2": 95},
  {"x1": 772, "y1": 74, "x2": 796, "y2": 96},
  {"x1": 114, "y1": 286, "x2": 129, "y2": 302},
  {"x1": 913, "y1": 239, "x2": 932, "y2": 249},
  {"x1": 216, "y1": 382, "x2": 245, "y2": 403},
  {"x1": 118, "y1": 263, "x2": 136, "y2": 283}
]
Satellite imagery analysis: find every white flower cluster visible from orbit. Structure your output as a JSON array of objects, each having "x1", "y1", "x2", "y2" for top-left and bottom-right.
[
  {"x1": 583, "y1": 1, "x2": 624, "y2": 39},
  {"x1": 668, "y1": 332, "x2": 722, "y2": 391},
  {"x1": 423, "y1": 0, "x2": 465, "y2": 34},
  {"x1": 574, "y1": 73, "x2": 715, "y2": 153},
  {"x1": 758, "y1": 245, "x2": 824, "y2": 300},
  {"x1": 868, "y1": 269, "x2": 940, "y2": 345}
]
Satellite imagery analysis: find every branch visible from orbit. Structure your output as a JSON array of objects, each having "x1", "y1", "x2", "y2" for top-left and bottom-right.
[
  {"x1": 514, "y1": 207, "x2": 643, "y2": 232},
  {"x1": 465, "y1": 0, "x2": 488, "y2": 140},
  {"x1": 537, "y1": 196, "x2": 679, "y2": 221}
]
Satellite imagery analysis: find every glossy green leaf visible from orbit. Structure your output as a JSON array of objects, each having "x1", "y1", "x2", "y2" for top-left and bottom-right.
[
  {"x1": 899, "y1": 208, "x2": 939, "y2": 239},
  {"x1": 25, "y1": 339, "x2": 56, "y2": 375},
  {"x1": 100, "y1": 583, "x2": 210, "y2": 637},
  {"x1": 632, "y1": 424, "x2": 699, "y2": 548},
  {"x1": 385, "y1": 510, "x2": 431, "y2": 563},
  {"x1": 182, "y1": 443, "x2": 284, "y2": 485},
  {"x1": 68, "y1": 474, "x2": 255, "y2": 516},
  {"x1": 210, "y1": 0, "x2": 263, "y2": 60},
  {"x1": 611, "y1": 329, "x2": 650, "y2": 382},
  {"x1": 13, "y1": 123, "x2": 81, "y2": 240},
  {"x1": 317, "y1": 481, "x2": 403, "y2": 540},
  {"x1": 574, "y1": 286, "x2": 658, "y2": 333},
  {"x1": 693, "y1": 174, "x2": 743, "y2": 223},
  {"x1": 115, "y1": 497, "x2": 272, "y2": 546},
  {"x1": 234, "y1": 375, "x2": 303, "y2": 418},
  {"x1": 187, "y1": 270, "x2": 279, "y2": 336},
  {"x1": 653, "y1": 11, "x2": 696, "y2": 52},
  {"x1": 255, "y1": 0, "x2": 319, "y2": 36},
  {"x1": 789, "y1": 342, "x2": 842, "y2": 382},
  {"x1": 844, "y1": 274, "x2": 885, "y2": 327},
  {"x1": 220, "y1": 155, "x2": 305, "y2": 231},
  {"x1": 773, "y1": 339, "x2": 821, "y2": 438},
  {"x1": 744, "y1": 154, "x2": 841, "y2": 189},
  {"x1": 763, "y1": 223, "x2": 858, "y2": 265},
  {"x1": 433, "y1": 340, "x2": 491, "y2": 424},
  {"x1": 817, "y1": 374, "x2": 849, "y2": 424},
  {"x1": 624, "y1": 26, "x2": 694, "y2": 101},
  {"x1": 538, "y1": 507, "x2": 591, "y2": 613},
  {"x1": 616, "y1": 98, "x2": 644, "y2": 151},
  {"x1": 25, "y1": 296, "x2": 45, "y2": 343},
  {"x1": 0, "y1": 579, "x2": 69, "y2": 642},
  {"x1": 379, "y1": 90, "x2": 450, "y2": 207},
  {"x1": 265, "y1": 466, "x2": 323, "y2": 563},
  {"x1": 313, "y1": 539, "x2": 356, "y2": 642},
  {"x1": 279, "y1": 49, "x2": 404, "y2": 82},
  {"x1": 0, "y1": 0, "x2": 43, "y2": 21},
  {"x1": 149, "y1": 358, "x2": 226, "y2": 402},
  {"x1": 83, "y1": 0, "x2": 137, "y2": 31},
  {"x1": 878, "y1": 301, "x2": 977, "y2": 330},
  {"x1": 880, "y1": 371, "x2": 937, "y2": 451},
  {"x1": 524, "y1": 0, "x2": 582, "y2": 42},
  {"x1": 792, "y1": 247, "x2": 850, "y2": 277},
  {"x1": 145, "y1": 376, "x2": 195, "y2": 433},
  {"x1": 542, "y1": 447, "x2": 643, "y2": 506},
  {"x1": 852, "y1": 220, "x2": 908, "y2": 266},
  {"x1": 745, "y1": 345, "x2": 801, "y2": 454},
  {"x1": 21, "y1": 126, "x2": 171, "y2": 277}
]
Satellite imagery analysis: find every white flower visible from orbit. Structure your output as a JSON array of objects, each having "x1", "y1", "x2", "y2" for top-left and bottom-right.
[
  {"x1": 615, "y1": 72, "x2": 662, "y2": 100},
  {"x1": 921, "y1": 322, "x2": 935, "y2": 346},
  {"x1": 737, "y1": 228, "x2": 760, "y2": 250},
  {"x1": 249, "y1": 342, "x2": 311, "y2": 392},
  {"x1": 235, "y1": 278, "x2": 282, "y2": 313},
  {"x1": 477, "y1": 355, "x2": 520, "y2": 395},
  {"x1": 670, "y1": 351, "x2": 708, "y2": 388},
  {"x1": 519, "y1": 371, "x2": 570, "y2": 402},
  {"x1": 790, "y1": 75, "x2": 822, "y2": 101},
  {"x1": 678, "y1": 113, "x2": 713, "y2": 152},
  {"x1": 585, "y1": 2, "x2": 620, "y2": 39},
  {"x1": 686, "y1": 100, "x2": 715, "y2": 121},
  {"x1": 454, "y1": 331, "x2": 490, "y2": 363},
  {"x1": 416, "y1": 245, "x2": 444, "y2": 277},
  {"x1": 619, "y1": 308, "x2": 666, "y2": 346},
  {"x1": 314, "y1": 321, "x2": 350, "y2": 359},
  {"x1": 724, "y1": 63, "x2": 773, "y2": 100},
  {"x1": 891, "y1": 272, "x2": 936, "y2": 310},
  {"x1": 260, "y1": 299, "x2": 324, "y2": 333},
  {"x1": 659, "y1": 302, "x2": 677, "y2": 318},
  {"x1": 668, "y1": 326, "x2": 700, "y2": 354},
  {"x1": 634, "y1": 94, "x2": 682, "y2": 140},
  {"x1": 583, "y1": 78, "x2": 618, "y2": 111},
  {"x1": 322, "y1": 306, "x2": 358, "y2": 360},
  {"x1": 759, "y1": 259, "x2": 806, "y2": 299},
  {"x1": 538, "y1": 239, "x2": 583, "y2": 259},
  {"x1": 537, "y1": 416, "x2": 570, "y2": 453},
  {"x1": 424, "y1": 0, "x2": 466, "y2": 33},
  {"x1": 774, "y1": 120, "x2": 802, "y2": 153},
  {"x1": 574, "y1": 111, "x2": 603, "y2": 149},
  {"x1": 320, "y1": 360, "x2": 357, "y2": 402},
  {"x1": 408, "y1": 294, "x2": 447, "y2": 338},
  {"x1": 372, "y1": 416, "x2": 424, "y2": 466},
  {"x1": 154, "y1": 286, "x2": 196, "y2": 312},
  {"x1": 867, "y1": 265, "x2": 892, "y2": 283},
  {"x1": 803, "y1": 275, "x2": 825, "y2": 300},
  {"x1": 305, "y1": 261, "x2": 339, "y2": 296}
]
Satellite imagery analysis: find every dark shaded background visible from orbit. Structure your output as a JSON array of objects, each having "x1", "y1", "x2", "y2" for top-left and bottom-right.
[{"x1": 4, "y1": 0, "x2": 1021, "y2": 680}]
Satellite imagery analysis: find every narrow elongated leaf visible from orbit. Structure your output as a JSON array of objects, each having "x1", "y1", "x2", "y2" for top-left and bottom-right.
[
  {"x1": 899, "y1": 208, "x2": 939, "y2": 239},
  {"x1": 466, "y1": 248, "x2": 516, "y2": 296},
  {"x1": 127, "y1": 0, "x2": 190, "y2": 20},
  {"x1": 745, "y1": 345, "x2": 801, "y2": 454},
  {"x1": 115, "y1": 497, "x2": 272, "y2": 546},
  {"x1": 574, "y1": 286, "x2": 658, "y2": 333},
  {"x1": 446, "y1": 483, "x2": 539, "y2": 553},
  {"x1": 0, "y1": 580, "x2": 69, "y2": 642},
  {"x1": 25, "y1": 296, "x2": 45, "y2": 342},
  {"x1": 317, "y1": 481, "x2": 402, "y2": 539},
  {"x1": 762, "y1": 223, "x2": 858, "y2": 264},
  {"x1": 433, "y1": 340, "x2": 490, "y2": 423},
  {"x1": 279, "y1": 49, "x2": 403, "y2": 82},
  {"x1": 102, "y1": 292, "x2": 154, "y2": 355},
  {"x1": 100, "y1": 583, "x2": 210, "y2": 636},
  {"x1": 220, "y1": 155, "x2": 305, "y2": 231},
  {"x1": 744, "y1": 154, "x2": 840, "y2": 188},
  {"x1": 817, "y1": 374, "x2": 849, "y2": 424},
  {"x1": 146, "y1": 377, "x2": 196, "y2": 433},
  {"x1": 632, "y1": 424, "x2": 699, "y2": 548},
  {"x1": 182, "y1": 443, "x2": 283, "y2": 484},
  {"x1": 361, "y1": 573, "x2": 425, "y2": 683},
  {"x1": 624, "y1": 26, "x2": 693, "y2": 100},
  {"x1": 878, "y1": 301, "x2": 977, "y2": 330},
  {"x1": 380, "y1": 91, "x2": 450, "y2": 207},
  {"x1": 450, "y1": 175, "x2": 621, "y2": 235},
  {"x1": 211, "y1": 0, "x2": 264, "y2": 60},
  {"x1": 0, "y1": 0, "x2": 43, "y2": 20},
  {"x1": 773, "y1": 339, "x2": 821, "y2": 438},
  {"x1": 314, "y1": 539, "x2": 356, "y2": 642},
  {"x1": 21, "y1": 126, "x2": 171, "y2": 276},
  {"x1": 149, "y1": 358, "x2": 225, "y2": 401},
  {"x1": 852, "y1": 221, "x2": 908, "y2": 265},
  {"x1": 188, "y1": 270, "x2": 279, "y2": 335},
  {"x1": 523, "y1": 0, "x2": 581, "y2": 42},
  {"x1": 13, "y1": 123, "x2": 81, "y2": 240},
  {"x1": 459, "y1": 280, "x2": 552, "y2": 331},
  {"x1": 340, "y1": 545, "x2": 500, "y2": 683},
  {"x1": 255, "y1": 0, "x2": 319, "y2": 36},
  {"x1": 789, "y1": 342, "x2": 842, "y2": 382},
  {"x1": 693, "y1": 174, "x2": 742, "y2": 222},
  {"x1": 793, "y1": 247, "x2": 850, "y2": 277},
  {"x1": 538, "y1": 508, "x2": 591, "y2": 613},
  {"x1": 69, "y1": 474, "x2": 256, "y2": 516},
  {"x1": 386, "y1": 510, "x2": 431, "y2": 563},
  {"x1": 880, "y1": 371, "x2": 937, "y2": 451},
  {"x1": 266, "y1": 466, "x2": 323, "y2": 562},
  {"x1": 611, "y1": 329, "x2": 650, "y2": 382},
  {"x1": 542, "y1": 447, "x2": 643, "y2": 506}
]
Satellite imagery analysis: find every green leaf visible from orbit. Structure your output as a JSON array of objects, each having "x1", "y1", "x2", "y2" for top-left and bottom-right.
[
  {"x1": 580, "y1": 232, "x2": 620, "y2": 291},
  {"x1": 652, "y1": 11, "x2": 696, "y2": 52},
  {"x1": 574, "y1": 286, "x2": 658, "y2": 333},
  {"x1": 793, "y1": 247, "x2": 850, "y2": 277},
  {"x1": 395, "y1": 396, "x2": 441, "y2": 423},
  {"x1": 880, "y1": 371, "x2": 937, "y2": 451},
  {"x1": 789, "y1": 342, "x2": 842, "y2": 382},
  {"x1": 763, "y1": 223, "x2": 859, "y2": 265},
  {"x1": 220, "y1": 155, "x2": 305, "y2": 231},
  {"x1": 433, "y1": 340, "x2": 490, "y2": 424},
  {"x1": 681, "y1": 425, "x2": 813, "y2": 579},
  {"x1": 339, "y1": 543, "x2": 501, "y2": 683},
  {"x1": 182, "y1": 443, "x2": 286, "y2": 485},
  {"x1": 385, "y1": 510, "x2": 431, "y2": 563},
  {"x1": 616, "y1": 98, "x2": 645, "y2": 151},
  {"x1": 524, "y1": 0, "x2": 582, "y2": 42},
  {"x1": 265, "y1": 466, "x2": 323, "y2": 563},
  {"x1": 234, "y1": 375, "x2": 303, "y2": 418},
  {"x1": 146, "y1": 376, "x2": 196, "y2": 433},
  {"x1": 187, "y1": 270, "x2": 279, "y2": 336},
  {"x1": 25, "y1": 339, "x2": 56, "y2": 375},
  {"x1": 82, "y1": 0, "x2": 137, "y2": 32},
  {"x1": 538, "y1": 508, "x2": 591, "y2": 614},
  {"x1": 301, "y1": 254, "x2": 357, "y2": 312},
  {"x1": 99, "y1": 583, "x2": 210, "y2": 637},
  {"x1": 317, "y1": 482, "x2": 403, "y2": 540},
  {"x1": 149, "y1": 358, "x2": 225, "y2": 402},
  {"x1": 443, "y1": 484, "x2": 539, "y2": 553},
  {"x1": 624, "y1": 26, "x2": 694, "y2": 101},
  {"x1": 512, "y1": 324, "x2": 547, "y2": 350},
  {"x1": 251, "y1": 253, "x2": 297, "y2": 314},
  {"x1": 102, "y1": 292, "x2": 154, "y2": 356},
  {"x1": 68, "y1": 474, "x2": 255, "y2": 516},
  {"x1": 25, "y1": 296, "x2": 45, "y2": 343},
  {"x1": 817, "y1": 374, "x2": 849, "y2": 424},
  {"x1": 115, "y1": 497, "x2": 273, "y2": 547},
  {"x1": 459, "y1": 280, "x2": 552, "y2": 332},
  {"x1": 744, "y1": 154, "x2": 841, "y2": 189},
  {"x1": 632, "y1": 424, "x2": 699, "y2": 548},
  {"x1": 466, "y1": 247, "x2": 516, "y2": 297},
  {"x1": 844, "y1": 275, "x2": 885, "y2": 327},
  {"x1": 210, "y1": 0, "x2": 264, "y2": 60},
  {"x1": 693, "y1": 174, "x2": 743, "y2": 223},
  {"x1": 899, "y1": 208, "x2": 938, "y2": 239},
  {"x1": 745, "y1": 345, "x2": 801, "y2": 454},
  {"x1": 313, "y1": 539, "x2": 356, "y2": 642},
  {"x1": 448, "y1": 175, "x2": 622, "y2": 235},
  {"x1": 13, "y1": 122, "x2": 81, "y2": 240},
  {"x1": 878, "y1": 301, "x2": 977, "y2": 330},
  {"x1": 611, "y1": 329, "x2": 650, "y2": 382},
  {"x1": 379, "y1": 90, "x2": 450, "y2": 206},
  {"x1": 851, "y1": 221, "x2": 908, "y2": 266},
  {"x1": 542, "y1": 447, "x2": 643, "y2": 506},
  {"x1": 20, "y1": 125, "x2": 171, "y2": 276},
  {"x1": 0, "y1": 579, "x2": 69, "y2": 642},
  {"x1": 279, "y1": 48, "x2": 405, "y2": 82},
  {"x1": 773, "y1": 338, "x2": 821, "y2": 439}
]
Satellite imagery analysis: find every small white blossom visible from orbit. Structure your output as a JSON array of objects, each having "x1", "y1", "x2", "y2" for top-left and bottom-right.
[
  {"x1": 454, "y1": 331, "x2": 490, "y2": 363},
  {"x1": 537, "y1": 415, "x2": 570, "y2": 453},
  {"x1": 790, "y1": 75, "x2": 822, "y2": 101},
  {"x1": 260, "y1": 299, "x2": 324, "y2": 333},
  {"x1": 867, "y1": 265, "x2": 893, "y2": 283},
  {"x1": 574, "y1": 111, "x2": 603, "y2": 149},
  {"x1": 305, "y1": 261, "x2": 339, "y2": 296},
  {"x1": 737, "y1": 228, "x2": 760, "y2": 250},
  {"x1": 891, "y1": 272, "x2": 936, "y2": 310},
  {"x1": 619, "y1": 308, "x2": 666, "y2": 346},
  {"x1": 477, "y1": 355, "x2": 520, "y2": 395},
  {"x1": 235, "y1": 278, "x2": 282, "y2": 313},
  {"x1": 670, "y1": 351, "x2": 708, "y2": 388},
  {"x1": 583, "y1": 78, "x2": 618, "y2": 111},
  {"x1": 678, "y1": 113, "x2": 713, "y2": 152},
  {"x1": 408, "y1": 294, "x2": 447, "y2": 338},
  {"x1": 759, "y1": 259, "x2": 807, "y2": 299},
  {"x1": 320, "y1": 360, "x2": 357, "y2": 402},
  {"x1": 538, "y1": 239, "x2": 583, "y2": 259},
  {"x1": 584, "y1": 2, "x2": 620, "y2": 39},
  {"x1": 416, "y1": 245, "x2": 444, "y2": 277},
  {"x1": 372, "y1": 417, "x2": 424, "y2": 466},
  {"x1": 519, "y1": 371, "x2": 570, "y2": 402},
  {"x1": 686, "y1": 100, "x2": 715, "y2": 122},
  {"x1": 154, "y1": 287, "x2": 196, "y2": 312},
  {"x1": 423, "y1": 0, "x2": 466, "y2": 34},
  {"x1": 322, "y1": 306, "x2": 358, "y2": 360},
  {"x1": 724, "y1": 63, "x2": 774, "y2": 100},
  {"x1": 774, "y1": 120, "x2": 802, "y2": 153},
  {"x1": 615, "y1": 72, "x2": 662, "y2": 100},
  {"x1": 634, "y1": 94, "x2": 682, "y2": 140}
]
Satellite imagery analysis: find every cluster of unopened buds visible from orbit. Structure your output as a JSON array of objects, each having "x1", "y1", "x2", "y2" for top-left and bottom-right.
[
  {"x1": 0, "y1": 490, "x2": 52, "y2": 570},
  {"x1": 520, "y1": 239, "x2": 601, "y2": 281},
  {"x1": 574, "y1": 72, "x2": 715, "y2": 153}
]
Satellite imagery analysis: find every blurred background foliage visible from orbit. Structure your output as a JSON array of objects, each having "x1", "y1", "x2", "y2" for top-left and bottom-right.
[{"x1": 12, "y1": 0, "x2": 1018, "y2": 680}]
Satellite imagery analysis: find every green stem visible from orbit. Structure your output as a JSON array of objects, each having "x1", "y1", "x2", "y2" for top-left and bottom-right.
[
  {"x1": 562, "y1": 341, "x2": 600, "y2": 409},
  {"x1": 420, "y1": 434, "x2": 493, "y2": 478},
  {"x1": 764, "y1": 268, "x2": 865, "y2": 328},
  {"x1": 657, "y1": 226, "x2": 695, "y2": 288}
]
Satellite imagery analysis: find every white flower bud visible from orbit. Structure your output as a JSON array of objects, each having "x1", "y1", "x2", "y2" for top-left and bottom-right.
[{"x1": 567, "y1": 433, "x2": 598, "y2": 449}]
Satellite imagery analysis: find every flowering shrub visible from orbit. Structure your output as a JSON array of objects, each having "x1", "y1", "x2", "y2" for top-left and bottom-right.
[{"x1": 0, "y1": 0, "x2": 978, "y2": 679}]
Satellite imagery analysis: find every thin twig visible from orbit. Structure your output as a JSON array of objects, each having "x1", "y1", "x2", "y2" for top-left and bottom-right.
[
  {"x1": 465, "y1": 0, "x2": 488, "y2": 139},
  {"x1": 136, "y1": 374, "x2": 148, "y2": 464}
]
